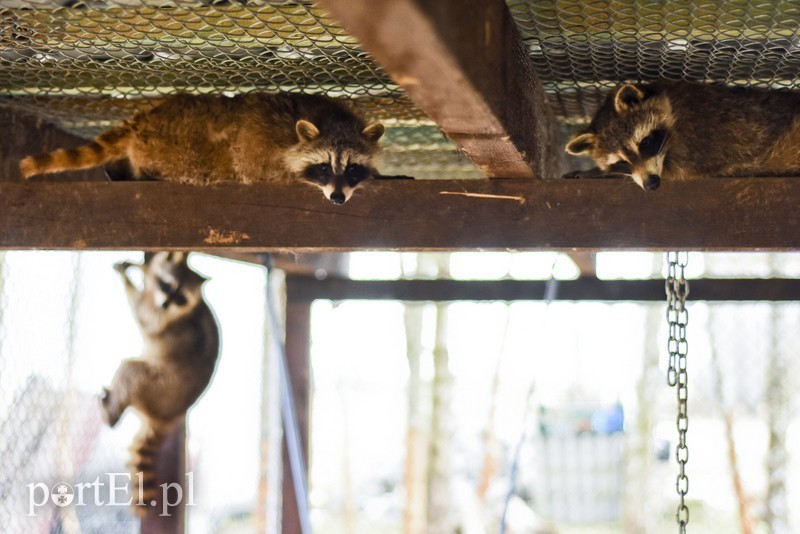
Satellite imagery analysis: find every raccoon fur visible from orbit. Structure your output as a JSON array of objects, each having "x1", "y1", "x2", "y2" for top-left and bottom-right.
[
  {"x1": 565, "y1": 81, "x2": 800, "y2": 190},
  {"x1": 20, "y1": 93, "x2": 385, "y2": 204},
  {"x1": 100, "y1": 251, "x2": 219, "y2": 515}
]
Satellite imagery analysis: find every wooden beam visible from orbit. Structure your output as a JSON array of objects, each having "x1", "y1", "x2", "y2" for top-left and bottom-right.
[
  {"x1": 285, "y1": 277, "x2": 800, "y2": 303},
  {"x1": 1, "y1": 178, "x2": 800, "y2": 251},
  {"x1": 317, "y1": 0, "x2": 564, "y2": 179}
]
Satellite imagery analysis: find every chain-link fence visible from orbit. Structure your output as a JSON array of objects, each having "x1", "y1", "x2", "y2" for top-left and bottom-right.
[
  {"x1": 0, "y1": 1, "x2": 482, "y2": 179},
  {"x1": 510, "y1": 0, "x2": 800, "y2": 124},
  {"x1": 3, "y1": 1, "x2": 798, "y2": 178},
  {"x1": 0, "y1": 252, "x2": 268, "y2": 534},
  {"x1": 0, "y1": 252, "x2": 138, "y2": 533}
]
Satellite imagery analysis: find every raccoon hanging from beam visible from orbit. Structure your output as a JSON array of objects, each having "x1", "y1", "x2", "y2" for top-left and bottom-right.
[
  {"x1": 20, "y1": 93, "x2": 386, "y2": 204},
  {"x1": 100, "y1": 251, "x2": 219, "y2": 515}
]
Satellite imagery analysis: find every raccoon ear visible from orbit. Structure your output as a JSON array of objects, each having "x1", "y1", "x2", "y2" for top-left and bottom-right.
[
  {"x1": 565, "y1": 132, "x2": 597, "y2": 155},
  {"x1": 614, "y1": 84, "x2": 646, "y2": 113},
  {"x1": 361, "y1": 122, "x2": 385, "y2": 142},
  {"x1": 191, "y1": 271, "x2": 210, "y2": 285},
  {"x1": 295, "y1": 120, "x2": 320, "y2": 143}
]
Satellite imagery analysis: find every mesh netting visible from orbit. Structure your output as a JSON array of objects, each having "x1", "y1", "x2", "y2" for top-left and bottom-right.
[
  {"x1": 510, "y1": 0, "x2": 800, "y2": 124},
  {"x1": 1, "y1": 1, "x2": 799, "y2": 177},
  {"x1": 0, "y1": 1, "x2": 482, "y2": 179},
  {"x1": 0, "y1": 251, "x2": 268, "y2": 532}
]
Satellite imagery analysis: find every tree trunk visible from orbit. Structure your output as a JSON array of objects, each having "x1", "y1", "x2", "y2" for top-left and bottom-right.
[
  {"x1": 622, "y1": 303, "x2": 661, "y2": 533},
  {"x1": 708, "y1": 308, "x2": 752, "y2": 534},
  {"x1": 765, "y1": 304, "x2": 790, "y2": 533},
  {"x1": 424, "y1": 254, "x2": 454, "y2": 534},
  {"x1": 403, "y1": 300, "x2": 428, "y2": 534}
]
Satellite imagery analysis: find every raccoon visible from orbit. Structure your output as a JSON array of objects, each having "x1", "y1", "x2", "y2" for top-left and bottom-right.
[
  {"x1": 20, "y1": 93, "x2": 385, "y2": 204},
  {"x1": 100, "y1": 251, "x2": 219, "y2": 514},
  {"x1": 565, "y1": 81, "x2": 800, "y2": 190}
]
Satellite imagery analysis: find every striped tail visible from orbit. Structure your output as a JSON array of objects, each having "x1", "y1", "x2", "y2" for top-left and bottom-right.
[
  {"x1": 129, "y1": 423, "x2": 167, "y2": 516},
  {"x1": 19, "y1": 127, "x2": 130, "y2": 179}
]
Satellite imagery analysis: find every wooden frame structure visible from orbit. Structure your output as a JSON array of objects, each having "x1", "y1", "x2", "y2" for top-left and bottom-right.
[
  {"x1": 3, "y1": 0, "x2": 799, "y2": 252},
  {"x1": 3, "y1": 1, "x2": 800, "y2": 534}
]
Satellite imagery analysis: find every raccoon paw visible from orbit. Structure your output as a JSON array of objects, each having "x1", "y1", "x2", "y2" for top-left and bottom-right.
[
  {"x1": 100, "y1": 387, "x2": 123, "y2": 427},
  {"x1": 561, "y1": 170, "x2": 584, "y2": 180},
  {"x1": 113, "y1": 261, "x2": 133, "y2": 275}
]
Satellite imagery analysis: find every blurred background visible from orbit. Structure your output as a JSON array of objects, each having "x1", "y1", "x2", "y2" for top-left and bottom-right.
[{"x1": 0, "y1": 251, "x2": 798, "y2": 533}]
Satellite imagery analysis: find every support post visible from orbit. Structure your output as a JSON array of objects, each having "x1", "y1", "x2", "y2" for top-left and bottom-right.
[
  {"x1": 281, "y1": 297, "x2": 311, "y2": 534},
  {"x1": 140, "y1": 419, "x2": 186, "y2": 534}
]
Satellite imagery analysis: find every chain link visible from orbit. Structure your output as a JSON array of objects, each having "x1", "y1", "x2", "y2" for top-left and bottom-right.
[{"x1": 666, "y1": 251, "x2": 690, "y2": 533}]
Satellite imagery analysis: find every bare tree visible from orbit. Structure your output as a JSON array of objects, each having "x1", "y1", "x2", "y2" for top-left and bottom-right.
[
  {"x1": 765, "y1": 303, "x2": 791, "y2": 533},
  {"x1": 622, "y1": 303, "x2": 661, "y2": 533},
  {"x1": 403, "y1": 298, "x2": 428, "y2": 534}
]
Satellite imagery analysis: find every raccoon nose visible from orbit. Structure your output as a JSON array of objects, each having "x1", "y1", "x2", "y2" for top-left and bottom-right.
[
  {"x1": 644, "y1": 174, "x2": 661, "y2": 191},
  {"x1": 330, "y1": 192, "x2": 346, "y2": 205}
]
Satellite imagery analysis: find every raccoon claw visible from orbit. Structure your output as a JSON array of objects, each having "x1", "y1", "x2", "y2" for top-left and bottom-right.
[
  {"x1": 561, "y1": 170, "x2": 584, "y2": 180},
  {"x1": 100, "y1": 387, "x2": 122, "y2": 427},
  {"x1": 114, "y1": 261, "x2": 133, "y2": 274}
]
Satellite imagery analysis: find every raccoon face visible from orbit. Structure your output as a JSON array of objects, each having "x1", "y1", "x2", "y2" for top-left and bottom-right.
[
  {"x1": 301, "y1": 160, "x2": 375, "y2": 205},
  {"x1": 566, "y1": 84, "x2": 675, "y2": 191},
  {"x1": 145, "y1": 252, "x2": 207, "y2": 314},
  {"x1": 291, "y1": 119, "x2": 384, "y2": 204}
]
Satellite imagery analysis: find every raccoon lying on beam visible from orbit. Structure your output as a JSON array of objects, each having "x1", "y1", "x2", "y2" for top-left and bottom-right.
[
  {"x1": 20, "y1": 93, "x2": 386, "y2": 204},
  {"x1": 564, "y1": 81, "x2": 800, "y2": 190}
]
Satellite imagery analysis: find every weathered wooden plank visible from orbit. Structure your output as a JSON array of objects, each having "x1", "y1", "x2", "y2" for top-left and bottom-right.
[
  {"x1": 316, "y1": 0, "x2": 564, "y2": 179},
  {"x1": 281, "y1": 299, "x2": 311, "y2": 534},
  {"x1": 0, "y1": 178, "x2": 799, "y2": 250},
  {"x1": 285, "y1": 277, "x2": 800, "y2": 303}
]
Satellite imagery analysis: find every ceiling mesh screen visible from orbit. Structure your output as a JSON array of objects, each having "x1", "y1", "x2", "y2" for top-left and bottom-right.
[
  {"x1": 0, "y1": 1, "x2": 482, "y2": 178},
  {"x1": 510, "y1": 0, "x2": 800, "y2": 124},
  {"x1": 1, "y1": 0, "x2": 799, "y2": 178}
]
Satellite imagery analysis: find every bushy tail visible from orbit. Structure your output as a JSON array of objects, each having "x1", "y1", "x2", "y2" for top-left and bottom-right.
[
  {"x1": 19, "y1": 127, "x2": 130, "y2": 179},
  {"x1": 129, "y1": 423, "x2": 167, "y2": 516}
]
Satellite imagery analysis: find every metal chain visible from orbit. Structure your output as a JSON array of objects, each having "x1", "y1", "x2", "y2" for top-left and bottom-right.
[{"x1": 666, "y1": 252, "x2": 690, "y2": 532}]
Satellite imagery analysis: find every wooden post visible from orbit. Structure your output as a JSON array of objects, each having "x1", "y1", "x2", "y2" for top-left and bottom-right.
[
  {"x1": 140, "y1": 419, "x2": 186, "y2": 534},
  {"x1": 317, "y1": 0, "x2": 565, "y2": 179},
  {"x1": 281, "y1": 297, "x2": 311, "y2": 534}
]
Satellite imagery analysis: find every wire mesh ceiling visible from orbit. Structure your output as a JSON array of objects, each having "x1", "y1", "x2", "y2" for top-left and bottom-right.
[
  {"x1": 1, "y1": 1, "x2": 799, "y2": 177},
  {"x1": 510, "y1": 0, "x2": 800, "y2": 125}
]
